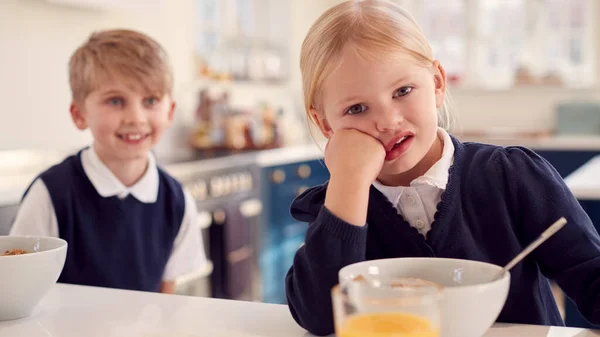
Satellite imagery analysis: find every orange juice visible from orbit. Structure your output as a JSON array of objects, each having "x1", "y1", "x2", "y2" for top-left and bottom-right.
[{"x1": 338, "y1": 312, "x2": 440, "y2": 337}]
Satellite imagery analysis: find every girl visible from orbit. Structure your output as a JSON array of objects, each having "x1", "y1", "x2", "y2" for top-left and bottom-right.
[{"x1": 285, "y1": 1, "x2": 600, "y2": 336}]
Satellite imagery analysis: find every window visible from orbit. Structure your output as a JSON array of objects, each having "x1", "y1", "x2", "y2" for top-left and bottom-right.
[
  {"x1": 194, "y1": 0, "x2": 290, "y2": 83},
  {"x1": 396, "y1": 0, "x2": 596, "y2": 89}
]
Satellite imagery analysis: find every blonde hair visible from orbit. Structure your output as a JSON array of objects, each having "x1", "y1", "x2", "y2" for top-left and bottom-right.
[
  {"x1": 69, "y1": 29, "x2": 173, "y2": 103},
  {"x1": 300, "y1": 0, "x2": 455, "y2": 130}
]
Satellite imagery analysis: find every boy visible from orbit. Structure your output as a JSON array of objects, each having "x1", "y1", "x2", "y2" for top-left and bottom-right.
[{"x1": 10, "y1": 29, "x2": 206, "y2": 294}]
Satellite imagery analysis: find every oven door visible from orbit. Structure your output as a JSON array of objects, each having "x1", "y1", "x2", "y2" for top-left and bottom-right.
[
  {"x1": 174, "y1": 210, "x2": 213, "y2": 297},
  {"x1": 174, "y1": 197, "x2": 262, "y2": 300},
  {"x1": 210, "y1": 197, "x2": 262, "y2": 301}
]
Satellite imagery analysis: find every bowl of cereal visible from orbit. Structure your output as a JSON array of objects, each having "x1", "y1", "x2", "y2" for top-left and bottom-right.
[
  {"x1": 0, "y1": 236, "x2": 67, "y2": 320},
  {"x1": 338, "y1": 258, "x2": 510, "y2": 337}
]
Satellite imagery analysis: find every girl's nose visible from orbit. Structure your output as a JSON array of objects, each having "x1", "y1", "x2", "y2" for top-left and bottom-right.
[{"x1": 375, "y1": 109, "x2": 404, "y2": 133}]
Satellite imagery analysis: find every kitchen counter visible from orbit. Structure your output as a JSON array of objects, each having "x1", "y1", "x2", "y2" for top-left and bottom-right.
[
  {"x1": 457, "y1": 134, "x2": 600, "y2": 150},
  {"x1": 1, "y1": 283, "x2": 598, "y2": 337},
  {"x1": 162, "y1": 143, "x2": 324, "y2": 181},
  {"x1": 0, "y1": 144, "x2": 324, "y2": 206},
  {"x1": 565, "y1": 155, "x2": 600, "y2": 200}
]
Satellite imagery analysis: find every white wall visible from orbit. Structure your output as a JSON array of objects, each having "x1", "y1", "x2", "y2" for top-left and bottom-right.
[
  {"x1": 0, "y1": 0, "x2": 333, "y2": 152},
  {"x1": 0, "y1": 0, "x2": 196, "y2": 151},
  {"x1": 450, "y1": 0, "x2": 600, "y2": 133},
  {"x1": 1, "y1": 0, "x2": 599, "y2": 152}
]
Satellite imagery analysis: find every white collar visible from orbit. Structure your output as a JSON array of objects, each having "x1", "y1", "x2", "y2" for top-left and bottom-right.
[
  {"x1": 410, "y1": 127, "x2": 455, "y2": 189},
  {"x1": 372, "y1": 128, "x2": 455, "y2": 200},
  {"x1": 80, "y1": 147, "x2": 159, "y2": 203}
]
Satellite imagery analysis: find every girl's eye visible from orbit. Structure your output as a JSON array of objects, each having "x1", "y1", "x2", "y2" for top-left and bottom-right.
[
  {"x1": 393, "y1": 86, "x2": 413, "y2": 97},
  {"x1": 345, "y1": 104, "x2": 367, "y2": 115},
  {"x1": 108, "y1": 98, "x2": 124, "y2": 106}
]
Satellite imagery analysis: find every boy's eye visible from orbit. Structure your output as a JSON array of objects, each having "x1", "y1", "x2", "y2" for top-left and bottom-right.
[
  {"x1": 393, "y1": 86, "x2": 413, "y2": 98},
  {"x1": 345, "y1": 104, "x2": 367, "y2": 115},
  {"x1": 107, "y1": 98, "x2": 124, "y2": 106},
  {"x1": 145, "y1": 97, "x2": 160, "y2": 106}
]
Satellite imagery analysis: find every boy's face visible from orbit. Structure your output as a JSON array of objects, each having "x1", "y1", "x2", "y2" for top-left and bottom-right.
[{"x1": 70, "y1": 78, "x2": 175, "y2": 163}]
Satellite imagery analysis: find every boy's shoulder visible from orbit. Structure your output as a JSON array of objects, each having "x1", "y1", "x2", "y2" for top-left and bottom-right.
[
  {"x1": 21, "y1": 149, "x2": 84, "y2": 202},
  {"x1": 36, "y1": 150, "x2": 84, "y2": 185},
  {"x1": 156, "y1": 165, "x2": 182, "y2": 185},
  {"x1": 156, "y1": 165, "x2": 185, "y2": 200}
]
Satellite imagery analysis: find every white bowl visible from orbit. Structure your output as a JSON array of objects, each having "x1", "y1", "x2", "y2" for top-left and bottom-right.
[
  {"x1": 339, "y1": 257, "x2": 510, "y2": 337},
  {"x1": 0, "y1": 236, "x2": 67, "y2": 321}
]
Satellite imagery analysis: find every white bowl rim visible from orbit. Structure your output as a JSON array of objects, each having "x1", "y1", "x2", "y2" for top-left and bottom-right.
[
  {"x1": 0, "y1": 236, "x2": 67, "y2": 259},
  {"x1": 339, "y1": 257, "x2": 511, "y2": 289}
]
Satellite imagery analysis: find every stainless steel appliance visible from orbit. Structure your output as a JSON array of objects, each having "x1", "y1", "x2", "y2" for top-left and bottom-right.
[
  {"x1": 0, "y1": 204, "x2": 18, "y2": 235},
  {"x1": 0, "y1": 150, "x2": 67, "y2": 236},
  {"x1": 163, "y1": 151, "x2": 263, "y2": 301}
]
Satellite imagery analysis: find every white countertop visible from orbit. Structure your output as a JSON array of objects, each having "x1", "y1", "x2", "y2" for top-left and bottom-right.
[
  {"x1": 565, "y1": 155, "x2": 600, "y2": 200},
  {"x1": 0, "y1": 284, "x2": 598, "y2": 337}
]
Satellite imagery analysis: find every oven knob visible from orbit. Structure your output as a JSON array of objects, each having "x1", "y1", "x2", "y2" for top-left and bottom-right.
[
  {"x1": 271, "y1": 169, "x2": 286, "y2": 184},
  {"x1": 188, "y1": 185, "x2": 197, "y2": 199},
  {"x1": 222, "y1": 176, "x2": 232, "y2": 196},
  {"x1": 213, "y1": 210, "x2": 226, "y2": 225},
  {"x1": 297, "y1": 164, "x2": 311, "y2": 179},
  {"x1": 211, "y1": 177, "x2": 223, "y2": 198},
  {"x1": 231, "y1": 174, "x2": 241, "y2": 193},
  {"x1": 243, "y1": 172, "x2": 253, "y2": 190},
  {"x1": 240, "y1": 198, "x2": 263, "y2": 218},
  {"x1": 185, "y1": 184, "x2": 194, "y2": 196},
  {"x1": 297, "y1": 185, "x2": 309, "y2": 196},
  {"x1": 197, "y1": 211, "x2": 212, "y2": 229},
  {"x1": 194, "y1": 181, "x2": 207, "y2": 200}
]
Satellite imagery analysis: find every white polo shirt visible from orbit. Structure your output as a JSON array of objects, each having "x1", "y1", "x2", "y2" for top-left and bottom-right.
[{"x1": 372, "y1": 128, "x2": 455, "y2": 237}]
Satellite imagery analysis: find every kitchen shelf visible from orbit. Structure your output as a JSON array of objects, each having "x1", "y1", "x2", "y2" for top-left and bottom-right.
[{"x1": 184, "y1": 78, "x2": 291, "y2": 93}]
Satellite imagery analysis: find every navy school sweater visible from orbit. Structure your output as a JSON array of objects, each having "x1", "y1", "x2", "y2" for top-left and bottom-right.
[
  {"x1": 29, "y1": 151, "x2": 185, "y2": 292},
  {"x1": 285, "y1": 137, "x2": 600, "y2": 336}
]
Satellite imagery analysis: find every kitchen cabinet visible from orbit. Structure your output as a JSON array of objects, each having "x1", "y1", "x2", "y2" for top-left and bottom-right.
[
  {"x1": 259, "y1": 159, "x2": 329, "y2": 304},
  {"x1": 535, "y1": 150, "x2": 600, "y2": 328},
  {"x1": 534, "y1": 150, "x2": 600, "y2": 178}
]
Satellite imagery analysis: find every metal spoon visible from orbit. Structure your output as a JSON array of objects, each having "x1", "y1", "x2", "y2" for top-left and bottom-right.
[{"x1": 494, "y1": 217, "x2": 568, "y2": 280}]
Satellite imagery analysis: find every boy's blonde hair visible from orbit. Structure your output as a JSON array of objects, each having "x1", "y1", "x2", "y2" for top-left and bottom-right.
[
  {"x1": 69, "y1": 29, "x2": 173, "y2": 103},
  {"x1": 301, "y1": 0, "x2": 455, "y2": 130}
]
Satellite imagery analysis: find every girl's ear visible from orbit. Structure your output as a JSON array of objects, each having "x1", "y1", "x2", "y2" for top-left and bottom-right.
[
  {"x1": 309, "y1": 107, "x2": 333, "y2": 138},
  {"x1": 432, "y1": 60, "x2": 447, "y2": 108}
]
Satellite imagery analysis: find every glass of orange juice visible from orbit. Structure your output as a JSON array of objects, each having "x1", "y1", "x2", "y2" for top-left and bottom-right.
[{"x1": 332, "y1": 277, "x2": 442, "y2": 337}]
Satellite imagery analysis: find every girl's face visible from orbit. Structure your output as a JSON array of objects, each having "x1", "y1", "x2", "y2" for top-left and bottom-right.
[{"x1": 311, "y1": 44, "x2": 447, "y2": 186}]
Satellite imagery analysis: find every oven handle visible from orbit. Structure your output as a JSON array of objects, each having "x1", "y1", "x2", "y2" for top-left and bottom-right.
[{"x1": 227, "y1": 246, "x2": 254, "y2": 264}]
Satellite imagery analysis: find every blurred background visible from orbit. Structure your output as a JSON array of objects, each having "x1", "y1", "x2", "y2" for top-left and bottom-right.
[{"x1": 1, "y1": 0, "x2": 600, "y2": 328}]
